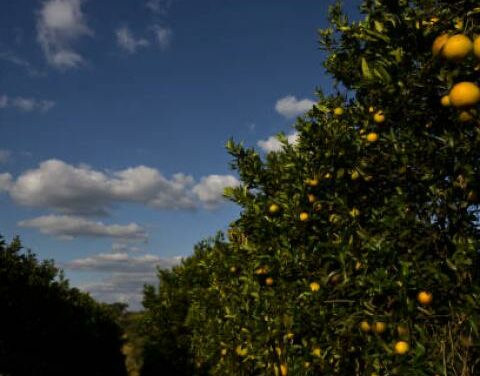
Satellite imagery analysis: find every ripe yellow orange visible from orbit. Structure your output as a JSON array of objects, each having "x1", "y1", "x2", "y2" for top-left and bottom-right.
[
  {"x1": 333, "y1": 107, "x2": 344, "y2": 116},
  {"x1": 280, "y1": 363, "x2": 288, "y2": 376},
  {"x1": 366, "y1": 132, "x2": 379, "y2": 142},
  {"x1": 459, "y1": 111, "x2": 474, "y2": 122},
  {"x1": 474, "y1": 36, "x2": 480, "y2": 59},
  {"x1": 310, "y1": 282, "x2": 320, "y2": 292},
  {"x1": 368, "y1": 106, "x2": 375, "y2": 113},
  {"x1": 359, "y1": 321, "x2": 371, "y2": 332},
  {"x1": 312, "y1": 347, "x2": 321, "y2": 357},
  {"x1": 307, "y1": 194, "x2": 316, "y2": 203},
  {"x1": 373, "y1": 111, "x2": 385, "y2": 123},
  {"x1": 442, "y1": 34, "x2": 473, "y2": 61},
  {"x1": 449, "y1": 82, "x2": 480, "y2": 108},
  {"x1": 432, "y1": 34, "x2": 450, "y2": 56},
  {"x1": 394, "y1": 341, "x2": 410, "y2": 355},
  {"x1": 440, "y1": 95, "x2": 451, "y2": 107},
  {"x1": 265, "y1": 277, "x2": 274, "y2": 286},
  {"x1": 417, "y1": 291, "x2": 433, "y2": 305},
  {"x1": 299, "y1": 212, "x2": 309, "y2": 221},
  {"x1": 372, "y1": 321, "x2": 387, "y2": 334},
  {"x1": 269, "y1": 203, "x2": 280, "y2": 214}
]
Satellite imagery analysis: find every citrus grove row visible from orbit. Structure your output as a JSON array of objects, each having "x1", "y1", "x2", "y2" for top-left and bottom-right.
[{"x1": 139, "y1": 1, "x2": 480, "y2": 375}]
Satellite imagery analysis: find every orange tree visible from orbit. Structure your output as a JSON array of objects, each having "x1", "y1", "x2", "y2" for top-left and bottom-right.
[
  {"x1": 144, "y1": 0, "x2": 480, "y2": 374},
  {"x1": 0, "y1": 235, "x2": 127, "y2": 376}
]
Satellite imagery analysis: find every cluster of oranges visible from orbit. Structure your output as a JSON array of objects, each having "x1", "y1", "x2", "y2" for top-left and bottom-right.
[
  {"x1": 334, "y1": 106, "x2": 380, "y2": 143},
  {"x1": 358, "y1": 291, "x2": 433, "y2": 356},
  {"x1": 433, "y1": 33, "x2": 480, "y2": 121}
]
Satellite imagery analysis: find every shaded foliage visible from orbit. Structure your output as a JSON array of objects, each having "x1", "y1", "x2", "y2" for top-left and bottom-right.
[{"x1": 0, "y1": 235, "x2": 127, "y2": 376}]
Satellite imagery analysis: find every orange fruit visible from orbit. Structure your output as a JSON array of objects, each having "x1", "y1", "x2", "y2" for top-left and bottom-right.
[
  {"x1": 432, "y1": 34, "x2": 450, "y2": 56},
  {"x1": 440, "y1": 95, "x2": 451, "y2": 107},
  {"x1": 449, "y1": 82, "x2": 480, "y2": 108},
  {"x1": 312, "y1": 347, "x2": 321, "y2": 357},
  {"x1": 474, "y1": 36, "x2": 480, "y2": 59},
  {"x1": 394, "y1": 341, "x2": 410, "y2": 355},
  {"x1": 372, "y1": 322, "x2": 387, "y2": 334},
  {"x1": 306, "y1": 178, "x2": 318, "y2": 187},
  {"x1": 459, "y1": 111, "x2": 474, "y2": 122},
  {"x1": 280, "y1": 363, "x2": 288, "y2": 376},
  {"x1": 417, "y1": 291, "x2": 433, "y2": 305},
  {"x1": 269, "y1": 203, "x2": 280, "y2": 214},
  {"x1": 265, "y1": 277, "x2": 274, "y2": 286},
  {"x1": 373, "y1": 111, "x2": 385, "y2": 123},
  {"x1": 442, "y1": 34, "x2": 473, "y2": 61},
  {"x1": 359, "y1": 321, "x2": 371, "y2": 332},
  {"x1": 333, "y1": 107, "x2": 344, "y2": 116},
  {"x1": 310, "y1": 282, "x2": 320, "y2": 292},
  {"x1": 366, "y1": 132, "x2": 379, "y2": 142},
  {"x1": 299, "y1": 212, "x2": 309, "y2": 221}
]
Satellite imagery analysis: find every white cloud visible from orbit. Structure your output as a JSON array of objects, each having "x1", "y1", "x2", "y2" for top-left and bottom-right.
[
  {"x1": 257, "y1": 132, "x2": 299, "y2": 153},
  {"x1": 8, "y1": 159, "x2": 236, "y2": 214},
  {"x1": 18, "y1": 215, "x2": 148, "y2": 240},
  {"x1": 146, "y1": 0, "x2": 173, "y2": 15},
  {"x1": 0, "y1": 173, "x2": 12, "y2": 192},
  {"x1": 0, "y1": 52, "x2": 43, "y2": 76},
  {"x1": 37, "y1": 0, "x2": 92, "y2": 69},
  {"x1": 152, "y1": 25, "x2": 172, "y2": 49},
  {"x1": 0, "y1": 95, "x2": 55, "y2": 112},
  {"x1": 68, "y1": 252, "x2": 181, "y2": 272},
  {"x1": 0, "y1": 150, "x2": 10, "y2": 164},
  {"x1": 192, "y1": 175, "x2": 240, "y2": 209},
  {"x1": 275, "y1": 95, "x2": 315, "y2": 118},
  {"x1": 116, "y1": 26, "x2": 150, "y2": 54},
  {"x1": 69, "y1": 249, "x2": 182, "y2": 309}
]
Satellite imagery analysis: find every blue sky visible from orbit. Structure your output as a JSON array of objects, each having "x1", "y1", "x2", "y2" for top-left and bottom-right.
[{"x1": 0, "y1": 0, "x2": 361, "y2": 309}]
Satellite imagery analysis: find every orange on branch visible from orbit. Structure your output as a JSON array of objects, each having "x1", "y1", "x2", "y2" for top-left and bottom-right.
[
  {"x1": 417, "y1": 291, "x2": 433, "y2": 305},
  {"x1": 432, "y1": 34, "x2": 450, "y2": 56},
  {"x1": 394, "y1": 341, "x2": 410, "y2": 355},
  {"x1": 442, "y1": 34, "x2": 473, "y2": 61},
  {"x1": 299, "y1": 212, "x2": 309, "y2": 221},
  {"x1": 449, "y1": 82, "x2": 480, "y2": 108}
]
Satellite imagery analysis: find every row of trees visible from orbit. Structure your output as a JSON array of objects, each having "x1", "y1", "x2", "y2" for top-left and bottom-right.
[
  {"x1": 0, "y1": 236, "x2": 127, "y2": 376},
  {"x1": 141, "y1": 0, "x2": 480, "y2": 375}
]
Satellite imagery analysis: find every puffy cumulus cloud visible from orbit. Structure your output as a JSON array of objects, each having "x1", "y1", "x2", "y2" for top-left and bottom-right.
[
  {"x1": 37, "y1": 0, "x2": 92, "y2": 69},
  {"x1": 257, "y1": 132, "x2": 299, "y2": 153},
  {"x1": 69, "y1": 250, "x2": 182, "y2": 309},
  {"x1": 275, "y1": 95, "x2": 315, "y2": 118},
  {"x1": 18, "y1": 215, "x2": 148, "y2": 240},
  {"x1": 192, "y1": 175, "x2": 240, "y2": 209},
  {"x1": 115, "y1": 26, "x2": 150, "y2": 54},
  {"x1": 152, "y1": 25, "x2": 172, "y2": 49},
  {"x1": 8, "y1": 159, "x2": 236, "y2": 214},
  {"x1": 0, "y1": 95, "x2": 55, "y2": 112},
  {"x1": 0, "y1": 150, "x2": 10, "y2": 164},
  {"x1": 0, "y1": 173, "x2": 12, "y2": 192}
]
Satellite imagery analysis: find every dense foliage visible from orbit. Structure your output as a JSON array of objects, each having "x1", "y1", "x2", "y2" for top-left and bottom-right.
[
  {"x1": 0, "y1": 236, "x2": 127, "y2": 376},
  {"x1": 142, "y1": 0, "x2": 480, "y2": 375}
]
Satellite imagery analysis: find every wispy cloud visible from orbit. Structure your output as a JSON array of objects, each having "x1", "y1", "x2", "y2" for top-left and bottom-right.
[
  {"x1": 115, "y1": 26, "x2": 150, "y2": 54},
  {"x1": 36, "y1": 0, "x2": 92, "y2": 69},
  {"x1": 18, "y1": 215, "x2": 148, "y2": 241},
  {"x1": 145, "y1": 0, "x2": 173, "y2": 15},
  {"x1": 6, "y1": 159, "x2": 239, "y2": 215},
  {"x1": 0, "y1": 52, "x2": 44, "y2": 76},
  {"x1": 275, "y1": 95, "x2": 315, "y2": 118},
  {"x1": 0, "y1": 95, "x2": 55, "y2": 112},
  {"x1": 152, "y1": 25, "x2": 172, "y2": 49}
]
